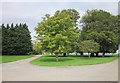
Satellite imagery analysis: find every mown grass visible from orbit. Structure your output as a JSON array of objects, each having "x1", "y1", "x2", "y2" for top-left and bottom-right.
[
  {"x1": 30, "y1": 55, "x2": 118, "y2": 66},
  {"x1": 0, "y1": 56, "x2": 2, "y2": 63},
  {"x1": 0, "y1": 55, "x2": 32, "y2": 63}
]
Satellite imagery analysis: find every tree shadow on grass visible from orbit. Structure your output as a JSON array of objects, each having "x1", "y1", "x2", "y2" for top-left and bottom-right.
[
  {"x1": 39, "y1": 58, "x2": 74, "y2": 62},
  {"x1": 69, "y1": 55, "x2": 117, "y2": 57},
  {"x1": 92, "y1": 55, "x2": 117, "y2": 57}
]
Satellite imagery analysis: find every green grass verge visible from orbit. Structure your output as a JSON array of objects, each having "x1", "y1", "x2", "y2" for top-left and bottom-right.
[
  {"x1": 30, "y1": 55, "x2": 118, "y2": 66},
  {"x1": 0, "y1": 56, "x2": 1, "y2": 63},
  {"x1": 0, "y1": 55, "x2": 33, "y2": 63}
]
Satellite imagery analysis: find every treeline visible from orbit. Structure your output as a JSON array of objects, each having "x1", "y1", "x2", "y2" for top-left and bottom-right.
[
  {"x1": 2, "y1": 24, "x2": 32, "y2": 55},
  {"x1": 79, "y1": 10, "x2": 118, "y2": 56},
  {"x1": 34, "y1": 9, "x2": 119, "y2": 58},
  {"x1": 1, "y1": 9, "x2": 119, "y2": 57}
]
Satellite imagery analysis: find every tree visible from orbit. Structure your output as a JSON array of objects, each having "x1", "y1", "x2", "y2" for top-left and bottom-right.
[
  {"x1": 2, "y1": 24, "x2": 32, "y2": 55},
  {"x1": 19, "y1": 24, "x2": 33, "y2": 54},
  {"x1": 61, "y1": 9, "x2": 80, "y2": 56},
  {"x1": 61, "y1": 9, "x2": 80, "y2": 23},
  {"x1": 2, "y1": 24, "x2": 10, "y2": 55},
  {"x1": 81, "y1": 9, "x2": 118, "y2": 56},
  {"x1": 0, "y1": 25, "x2": 2, "y2": 55},
  {"x1": 79, "y1": 40, "x2": 100, "y2": 58},
  {"x1": 33, "y1": 41, "x2": 42, "y2": 54},
  {"x1": 35, "y1": 10, "x2": 79, "y2": 61}
]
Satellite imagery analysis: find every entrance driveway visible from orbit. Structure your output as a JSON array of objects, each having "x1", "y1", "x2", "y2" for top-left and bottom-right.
[{"x1": 0, "y1": 56, "x2": 118, "y2": 81}]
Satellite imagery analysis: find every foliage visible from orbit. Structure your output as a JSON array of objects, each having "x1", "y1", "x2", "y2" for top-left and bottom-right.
[
  {"x1": 61, "y1": 9, "x2": 81, "y2": 53},
  {"x1": 32, "y1": 41, "x2": 42, "y2": 54},
  {"x1": 61, "y1": 9, "x2": 80, "y2": 23},
  {"x1": 0, "y1": 27, "x2": 1, "y2": 55},
  {"x1": 81, "y1": 9, "x2": 118, "y2": 54},
  {"x1": 2, "y1": 24, "x2": 32, "y2": 55},
  {"x1": 35, "y1": 9, "x2": 80, "y2": 61},
  {"x1": 79, "y1": 40, "x2": 100, "y2": 57},
  {"x1": 118, "y1": 15, "x2": 120, "y2": 43}
]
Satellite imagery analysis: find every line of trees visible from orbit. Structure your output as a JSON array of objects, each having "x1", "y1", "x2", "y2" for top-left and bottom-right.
[
  {"x1": 34, "y1": 9, "x2": 119, "y2": 60},
  {"x1": 2, "y1": 23, "x2": 32, "y2": 55},
  {"x1": 0, "y1": 27, "x2": 2, "y2": 55},
  {"x1": 80, "y1": 10, "x2": 118, "y2": 57},
  {"x1": 1, "y1": 9, "x2": 118, "y2": 58}
]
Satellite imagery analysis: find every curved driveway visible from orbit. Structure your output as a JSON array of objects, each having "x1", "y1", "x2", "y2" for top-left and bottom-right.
[{"x1": 0, "y1": 56, "x2": 118, "y2": 81}]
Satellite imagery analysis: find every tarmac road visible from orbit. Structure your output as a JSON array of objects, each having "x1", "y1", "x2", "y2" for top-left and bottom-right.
[{"x1": 0, "y1": 56, "x2": 118, "y2": 81}]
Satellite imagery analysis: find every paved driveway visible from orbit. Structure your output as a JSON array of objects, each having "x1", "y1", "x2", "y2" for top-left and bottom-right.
[{"x1": 0, "y1": 56, "x2": 118, "y2": 81}]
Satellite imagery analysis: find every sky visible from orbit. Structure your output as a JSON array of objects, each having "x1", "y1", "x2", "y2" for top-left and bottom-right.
[{"x1": 1, "y1": 2, "x2": 118, "y2": 40}]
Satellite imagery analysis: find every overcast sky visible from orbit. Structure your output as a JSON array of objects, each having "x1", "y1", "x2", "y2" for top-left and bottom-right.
[{"x1": 1, "y1": 2, "x2": 118, "y2": 40}]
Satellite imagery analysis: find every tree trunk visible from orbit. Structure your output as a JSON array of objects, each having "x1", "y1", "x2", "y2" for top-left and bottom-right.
[
  {"x1": 102, "y1": 52, "x2": 105, "y2": 57},
  {"x1": 90, "y1": 53, "x2": 94, "y2": 57},
  {"x1": 89, "y1": 55, "x2": 91, "y2": 58},
  {"x1": 88, "y1": 53, "x2": 91, "y2": 58},
  {"x1": 76, "y1": 52, "x2": 78, "y2": 56},
  {"x1": 80, "y1": 52, "x2": 83, "y2": 56},
  {"x1": 63, "y1": 53, "x2": 67, "y2": 57},
  {"x1": 51, "y1": 53, "x2": 54, "y2": 56},
  {"x1": 96, "y1": 52, "x2": 99, "y2": 57},
  {"x1": 56, "y1": 54, "x2": 59, "y2": 62},
  {"x1": 67, "y1": 53, "x2": 69, "y2": 56}
]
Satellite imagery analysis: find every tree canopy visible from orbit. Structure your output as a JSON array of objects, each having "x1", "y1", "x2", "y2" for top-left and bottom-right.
[
  {"x1": 32, "y1": 41, "x2": 42, "y2": 54},
  {"x1": 79, "y1": 40, "x2": 100, "y2": 57},
  {"x1": 35, "y1": 9, "x2": 80, "y2": 60},
  {"x1": 81, "y1": 9, "x2": 118, "y2": 55},
  {"x1": 2, "y1": 24, "x2": 32, "y2": 55},
  {"x1": 2, "y1": 8, "x2": 118, "y2": 58}
]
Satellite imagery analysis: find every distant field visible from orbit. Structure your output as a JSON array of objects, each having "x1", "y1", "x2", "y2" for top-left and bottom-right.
[
  {"x1": 0, "y1": 55, "x2": 32, "y2": 63},
  {"x1": 30, "y1": 55, "x2": 118, "y2": 66}
]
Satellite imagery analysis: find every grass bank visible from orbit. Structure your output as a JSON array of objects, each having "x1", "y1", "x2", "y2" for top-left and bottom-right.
[
  {"x1": 30, "y1": 55, "x2": 118, "y2": 66},
  {"x1": 0, "y1": 55, "x2": 32, "y2": 63}
]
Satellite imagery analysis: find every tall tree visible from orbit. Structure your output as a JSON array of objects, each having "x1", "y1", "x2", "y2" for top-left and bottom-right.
[
  {"x1": 79, "y1": 40, "x2": 100, "y2": 58},
  {"x1": 0, "y1": 25, "x2": 1, "y2": 55},
  {"x1": 35, "y1": 10, "x2": 79, "y2": 61},
  {"x1": 32, "y1": 41, "x2": 42, "y2": 54},
  {"x1": 2, "y1": 23, "x2": 32, "y2": 55},
  {"x1": 61, "y1": 9, "x2": 80, "y2": 23},
  {"x1": 61, "y1": 9, "x2": 81, "y2": 56},
  {"x1": 2, "y1": 24, "x2": 10, "y2": 55},
  {"x1": 81, "y1": 9, "x2": 118, "y2": 55},
  {"x1": 21, "y1": 24, "x2": 33, "y2": 54}
]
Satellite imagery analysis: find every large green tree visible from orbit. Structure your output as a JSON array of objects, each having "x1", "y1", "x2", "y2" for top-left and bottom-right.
[
  {"x1": 2, "y1": 24, "x2": 10, "y2": 54},
  {"x1": 118, "y1": 15, "x2": 120, "y2": 44},
  {"x1": 32, "y1": 41, "x2": 42, "y2": 54},
  {"x1": 0, "y1": 26, "x2": 1, "y2": 55},
  {"x1": 61, "y1": 9, "x2": 80, "y2": 56},
  {"x1": 2, "y1": 24, "x2": 32, "y2": 55},
  {"x1": 35, "y1": 10, "x2": 80, "y2": 61},
  {"x1": 61, "y1": 9, "x2": 80, "y2": 23},
  {"x1": 81, "y1": 9, "x2": 118, "y2": 56},
  {"x1": 79, "y1": 40, "x2": 100, "y2": 58}
]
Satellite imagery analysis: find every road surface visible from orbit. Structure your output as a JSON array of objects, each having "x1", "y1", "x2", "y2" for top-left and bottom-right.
[{"x1": 0, "y1": 56, "x2": 118, "y2": 81}]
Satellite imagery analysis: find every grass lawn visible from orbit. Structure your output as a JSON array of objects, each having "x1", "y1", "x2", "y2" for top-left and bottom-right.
[
  {"x1": 30, "y1": 55, "x2": 118, "y2": 66},
  {"x1": 0, "y1": 56, "x2": 1, "y2": 63},
  {"x1": 0, "y1": 55, "x2": 33, "y2": 63}
]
